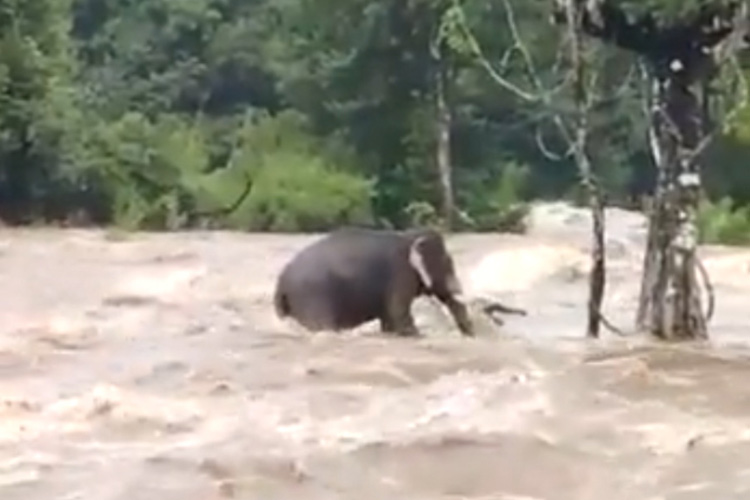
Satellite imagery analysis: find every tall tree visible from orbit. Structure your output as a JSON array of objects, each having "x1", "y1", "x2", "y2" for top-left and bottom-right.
[
  {"x1": 433, "y1": 1, "x2": 457, "y2": 229},
  {"x1": 445, "y1": 0, "x2": 627, "y2": 337},
  {"x1": 558, "y1": 0, "x2": 749, "y2": 340},
  {"x1": 559, "y1": 0, "x2": 608, "y2": 338},
  {"x1": 0, "y1": 0, "x2": 78, "y2": 222}
]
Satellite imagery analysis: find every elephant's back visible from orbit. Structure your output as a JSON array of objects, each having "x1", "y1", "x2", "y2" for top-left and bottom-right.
[
  {"x1": 284, "y1": 231, "x2": 398, "y2": 284},
  {"x1": 278, "y1": 230, "x2": 401, "y2": 303}
]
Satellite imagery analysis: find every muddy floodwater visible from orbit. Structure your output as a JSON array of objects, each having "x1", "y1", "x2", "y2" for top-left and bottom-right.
[{"x1": 3, "y1": 203, "x2": 750, "y2": 499}]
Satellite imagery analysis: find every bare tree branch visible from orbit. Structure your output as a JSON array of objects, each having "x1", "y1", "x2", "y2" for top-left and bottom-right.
[{"x1": 451, "y1": 0, "x2": 631, "y2": 338}]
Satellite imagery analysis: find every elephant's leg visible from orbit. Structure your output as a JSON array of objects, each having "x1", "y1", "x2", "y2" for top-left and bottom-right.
[
  {"x1": 379, "y1": 315, "x2": 396, "y2": 334},
  {"x1": 383, "y1": 293, "x2": 420, "y2": 337}
]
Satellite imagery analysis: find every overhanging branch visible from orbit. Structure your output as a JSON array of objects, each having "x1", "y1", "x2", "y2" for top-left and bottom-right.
[{"x1": 552, "y1": 0, "x2": 747, "y2": 83}]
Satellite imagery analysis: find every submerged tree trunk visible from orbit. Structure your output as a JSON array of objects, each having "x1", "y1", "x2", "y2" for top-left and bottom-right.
[
  {"x1": 551, "y1": 0, "x2": 749, "y2": 340},
  {"x1": 636, "y1": 203, "x2": 658, "y2": 331},
  {"x1": 563, "y1": 0, "x2": 606, "y2": 338},
  {"x1": 636, "y1": 75, "x2": 665, "y2": 333},
  {"x1": 435, "y1": 60, "x2": 455, "y2": 230},
  {"x1": 638, "y1": 74, "x2": 707, "y2": 340},
  {"x1": 583, "y1": 158, "x2": 607, "y2": 338}
]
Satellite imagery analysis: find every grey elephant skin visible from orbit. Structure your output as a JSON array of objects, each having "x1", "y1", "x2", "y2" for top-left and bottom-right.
[{"x1": 273, "y1": 227, "x2": 474, "y2": 337}]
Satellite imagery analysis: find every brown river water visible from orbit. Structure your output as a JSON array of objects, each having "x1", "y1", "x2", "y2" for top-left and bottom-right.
[{"x1": 2, "y1": 203, "x2": 750, "y2": 499}]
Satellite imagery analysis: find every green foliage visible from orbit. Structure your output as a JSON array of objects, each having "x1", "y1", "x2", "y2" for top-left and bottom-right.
[
  {"x1": 222, "y1": 111, "x2": 374, "y2": 232},
  {"x1": 0, "y1": 0, "x2": 78, "y2": 221},
  {"x1": 402, "y1": 160, "x2": 531, "y2": 233},
  {"x1": 461, "y1": 160, "x2": 530, "y2": 233},
  {"x1": 404, "y1": 200, "x2": 443, "y2": 229},
  {"x1": 0, "y1": 0, "x2": 749, "y2": 236},
  {"x1": 235, "y1": 151, "x2": 374, "y2": 232},
  {"x1": 77, "y1": 112, "x2": 208, "y2": 229},
  {"x1": 697, "y1": 197, "x2": 750, "y2": 246},
  {"x1": 75, "y1": 107, "x2": 374, "y2": 232},
  {"x1": 156, "y1": 109, "x2": 372, "y2": 232}
]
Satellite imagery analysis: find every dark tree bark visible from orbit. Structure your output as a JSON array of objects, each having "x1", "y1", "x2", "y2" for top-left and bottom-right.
[
  {"x1": 435, "y1": 58, "x2": 456, "y2": 230},
  {"x1": 563, "y1": 0, "x2": 607, "y2": 338},
  {"x1": 644, "y1": 75, "x2": 707, "y2": 339},
  {"x1": 0, "y1": 130, "x2": 35, "y2": 225},
  {"x1": 554, "y1": 0, "x2": 748, "y2": 340}
]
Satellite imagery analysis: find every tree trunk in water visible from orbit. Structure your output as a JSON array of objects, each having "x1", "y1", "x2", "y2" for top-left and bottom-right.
[
  {"x1": 564, "y1": 0, "x2": 605, "y2": 338},
  {"x1": 637, "y1": 74, "x2": 707, "y2": 340},
  {"x1": 636, "y1": 207, "x2": 658, "y2": 331},
  {"x1": 586, "y1": 175, "x2": 606, "y2": 339},
  {"x1": 636, "y1": 81, "x2": 662, "y2": 332},
  {"x1": 575, "y1": 143, "x2": 606, "y2": 339},
  {"x1": 549, "y1": 0, "x2": 742, "y2": 341},
  {"x1": 435, "y1": 61, "x2": 455, "y2": 231}
]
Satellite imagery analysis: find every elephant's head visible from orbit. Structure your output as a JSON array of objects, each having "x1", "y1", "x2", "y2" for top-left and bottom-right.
[{"x1": 407, "y1": 230, "x2": 474, "y2": 336}]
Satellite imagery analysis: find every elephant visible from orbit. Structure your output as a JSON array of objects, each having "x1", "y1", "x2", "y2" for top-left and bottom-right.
[{"x1": 273, "y1": 227, "x2": 474, "y2": 337}]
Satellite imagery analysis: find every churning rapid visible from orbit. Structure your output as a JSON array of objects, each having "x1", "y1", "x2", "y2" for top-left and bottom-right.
[{"x1": 2, "y1": 202, "x2": 750, "y2": 499}]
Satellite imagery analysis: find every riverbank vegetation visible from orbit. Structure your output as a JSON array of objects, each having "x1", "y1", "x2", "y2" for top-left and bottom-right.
[{"x1": 1, "y1": 0, "x2": 750, "y2": 243}]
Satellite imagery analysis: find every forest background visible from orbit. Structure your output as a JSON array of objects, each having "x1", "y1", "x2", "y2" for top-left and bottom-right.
[{"x1": 2, "y1": 0, "x2": 750, "y2": 243}]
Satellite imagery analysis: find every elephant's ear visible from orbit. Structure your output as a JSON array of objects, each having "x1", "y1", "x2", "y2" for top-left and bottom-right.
[{"x1": 408, "y1": 236, "x2": 433, "y2": 289}]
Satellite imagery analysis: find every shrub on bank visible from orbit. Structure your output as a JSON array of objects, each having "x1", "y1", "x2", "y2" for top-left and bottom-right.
[
  {"x1": 227, "y1": 151, "x2": 375, "y2": 232},
  {"x1": 697, "y1": 196, "x2": 750, "y2": 245}
]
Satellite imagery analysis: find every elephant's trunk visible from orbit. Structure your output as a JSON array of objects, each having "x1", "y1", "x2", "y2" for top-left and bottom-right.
[
  {"x1": 445, "y1": 273, "x2": 463, "y2": 297},
  {"x1": 445, "y1": 297, "x2": 475, "y2": 336}
]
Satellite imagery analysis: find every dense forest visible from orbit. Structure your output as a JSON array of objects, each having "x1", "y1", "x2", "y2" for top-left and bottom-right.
[{"x1": 1, "y1": 0, "x2": 750, "y2": 238}]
